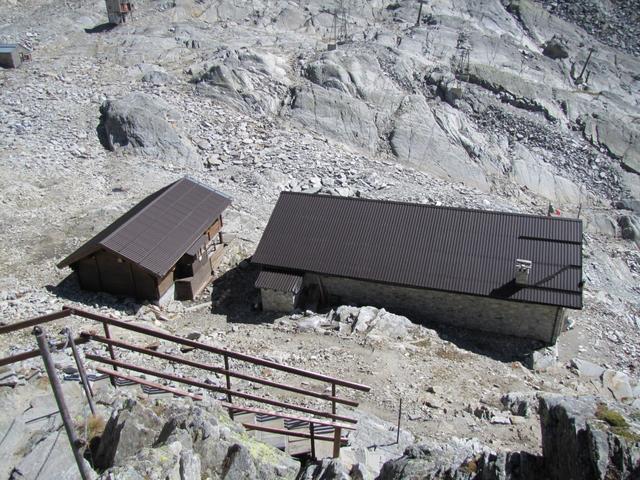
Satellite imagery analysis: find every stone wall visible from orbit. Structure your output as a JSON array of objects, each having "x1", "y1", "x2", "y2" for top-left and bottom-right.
[
  {"x1": 261, "y1": 288, "x2": 298, "y2": 312},
  {"x1": 312, "y1": 275, "x2": 564, "y2": 344}
]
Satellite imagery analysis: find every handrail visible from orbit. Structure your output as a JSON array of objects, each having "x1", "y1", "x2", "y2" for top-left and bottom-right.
[
  {"x1": 96, "y1": 366, "x2": 355, "y2": 430},
  {"x1": 243, "y1": 424, "x2": 344, "y2": 443},
  {"x1": 1, "y1": 307, "x2": 371, "y2": 460},
  {"x1": 96, "y1": 366, "x2": 203, "y2": 401},
  {"x1": 86, "y1": 354, "x2": 358, "y2": 424},
  {"x1": 0, "y1": 309, "x2": 72, "y2": 334},
  {"x1": 0, "y1": 335, "x2": 89, "y2": 367},
  {"x1": 66, "y1": 306, "x2": 370, "y2": 392},
  {"x1": 81, "y1": 332, "x2": 360, "y2": 407}
]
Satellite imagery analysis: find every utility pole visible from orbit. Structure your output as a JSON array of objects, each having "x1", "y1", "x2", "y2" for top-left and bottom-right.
[{"x1": 416, "y1": 0, "x2": 424, "y2": 26}]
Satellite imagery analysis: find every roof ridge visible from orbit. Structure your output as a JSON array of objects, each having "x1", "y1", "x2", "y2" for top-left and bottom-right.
[{"x1": 278, "y1": 191, "x2": 583, "y2": 224}]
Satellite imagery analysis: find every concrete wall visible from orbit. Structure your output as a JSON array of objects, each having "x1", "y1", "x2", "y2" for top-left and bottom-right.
[
  {"x1": 261, "y1": 288, "x2": 299, "y2": 312},
  {"x1": 312, "y1": 275, "x2": 564, "y2": 344}
]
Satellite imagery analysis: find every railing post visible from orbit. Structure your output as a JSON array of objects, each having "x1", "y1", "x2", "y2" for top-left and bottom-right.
[
  {"x1": 332, "y1": 426, "x2": 342, "y2": 458},
  {"x1": 309, "y1": 423, "x2": 316, "y2": 460},
  {"x1": 33, "y1": 327, "x2": 91, "y2": 480},
  {"x1": 102, "y1": 322, "x2": 118, "y2": 387},
  {"x1": 331, "y1": 383, "x2": 336, "y2": 415},
  {"x1": 223, "y1": 354, "x2": 232, "y2": 417},
  {"x1": 396, "y1": 398, "x2": 402, "y2": 444},
  {"x1": 62, "y1": 327, "x2": 96, "y2": 416}
]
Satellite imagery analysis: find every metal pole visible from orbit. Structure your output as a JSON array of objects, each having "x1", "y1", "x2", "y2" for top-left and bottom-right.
[
  {"x1": 396, "y1": 398, "x2": 402, "y2": 444},
  {"x1": 34, "y1": 327, "x2": 91, "y2": 480},
  {"x1": 416, "y1": 0, "x2": 424, "y2": 26},
  {"x1": 224, "y1": 354, "x2": 233, "y2": 417},
  {"x1": 331, "y1": 383, "x2": 336, "y2": 415},
  {"x1": 102, "y1": 322, "x2": 118, "y2": 387},
  {"x1": 62, "y1": 327, "x2": 96, "y2": 415},
  {"x1": 309, "y1": 423, "x2": 316, "y2": 460},
  {"x1": 332, "y1": 426, "x2": 342, "y2": 458}
]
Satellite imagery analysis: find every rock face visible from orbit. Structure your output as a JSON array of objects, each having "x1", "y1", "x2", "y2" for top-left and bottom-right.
[
  {"x1": 377, "y1": 396, "x2": 640, "y2": 480},
  {"x1": 95, "y1": 396, "x2": 299, "y2": 480},
  {"x1": 376, "y1": 441, "x2": 543, "y2": 480},
  {"x1": 98, "y1": 92, "x2": 195, "y2": 162},
  {"x1": 539, "y1": 396, "x2": 640, "y2": 480}
]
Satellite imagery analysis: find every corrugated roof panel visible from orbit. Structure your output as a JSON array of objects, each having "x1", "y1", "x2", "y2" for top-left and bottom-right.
[
  {"x1": 252, "y1": 192, "x2": 583, "y2": 309},
  {"x1": 255, "y1": 270, "x2": 303, "y2": 293}
]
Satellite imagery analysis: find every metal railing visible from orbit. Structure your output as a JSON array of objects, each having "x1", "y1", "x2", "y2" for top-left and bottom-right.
[{"x1": 0, "y1": 306, "x2": 371, "y2": 476}]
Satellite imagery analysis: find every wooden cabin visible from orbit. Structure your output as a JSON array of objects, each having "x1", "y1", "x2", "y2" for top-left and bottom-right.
[
  {"x1": 105, "y1": 0, "x2": 134, "y2": 24},
  {"x1": 0, "y1": 44, "x2": 31, "y2": 69},
  {"x1": 58, "y1": 177, "x2": 231, "y2": 304}
]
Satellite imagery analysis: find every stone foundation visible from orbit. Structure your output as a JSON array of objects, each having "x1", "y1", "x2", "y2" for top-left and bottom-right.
[
  {"x1": 312, "y1": 275, "x2": 565, "y2": 344},
  {"x1": 261, "y1": 288, "x2": 299, "y2": 312}
]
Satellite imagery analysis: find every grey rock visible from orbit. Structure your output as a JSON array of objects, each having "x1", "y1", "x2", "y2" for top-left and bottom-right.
[
  {"x1": 141, "y1": 70, "x2": 173, "y2": 85},
  {"x1": 95, "y1": 398, "x2": 164, "y2": 468},
  {"x1": 298, "y1": 458, "x2": 351, "y2": 480},
  {"x1": 291, "y1": 84, "x2": 379, "y2": 153},
  {"x1": 602, "y1": 370, "x2": 634, "y2": 403},
  {"x1": 618, "y1": 215, "x2": 640, "y2": 244},
  {"x1": 98, "y1": 93, "x2": 194, "y2": 162},
  {"x1": 542, "y1": 36, "x2": 569, "y2": 59},
  {"x1": 96, "y1": 396, "x2": 298, "y2": 479},
  {"x1": 389, "y1": 95, "x2": 489, "y2": 192},
  {"x1": 525, "y1": 345, "x2": 558, "y2": 370},
  {"x1": 501, "y1": 392, "x2": 539, "y2": 417},
  {"x1": 581, "y1": 115, "x2": 640, "y2": 175},
  {"x1": 539, "y1": 395, "x2": 640, "y2": 480},
  {"x1": 570, "y1": 358, "x2": 605, "y2": 379}
]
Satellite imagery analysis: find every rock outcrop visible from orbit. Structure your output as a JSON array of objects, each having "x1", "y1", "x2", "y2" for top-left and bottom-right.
[
  {"x1": 94, "y1": 396, "x2": 299, "y2": 480},
  {"x1": 376, "y1": 395, "x2": 640, "y2": 480},
  {"x1": 98, "y1": 92, "x2": 195, "y2": 162}
]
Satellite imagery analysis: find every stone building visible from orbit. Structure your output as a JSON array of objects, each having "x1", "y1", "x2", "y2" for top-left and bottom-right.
[
  {"x1": 105, "y1": 0, "x2": 134, "y2": 24},
  {"x1": 58, "y1": 177, "x2": 231, "y2": 304},
  {"x1": 0, "y1": 44, "x2": 31, "y2": 69},
  {"x1": 252, "y1": 192, "x2": 583, "y2": 344}
]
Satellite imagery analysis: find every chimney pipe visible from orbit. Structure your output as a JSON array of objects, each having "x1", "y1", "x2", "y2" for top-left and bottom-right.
[{"x1": 515, "y1": 259, "x2": 532, "y2": 285}]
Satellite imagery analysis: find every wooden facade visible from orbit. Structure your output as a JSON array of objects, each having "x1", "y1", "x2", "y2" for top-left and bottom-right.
[{"x1": 70, "y1": 213, "x2": 225, "y2": 303}]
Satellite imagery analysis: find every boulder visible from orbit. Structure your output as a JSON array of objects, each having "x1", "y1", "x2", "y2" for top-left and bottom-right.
[
  {"x1": 298, "y1": 458, "x2": 351, "y2": 480},
  {"x1": 525, "y1": 345, "x2": 558, "y2": 371},
  {"x1": 602, "y1": 370, "x2": 634, "y2": 403},
  {"x1": 542, "y1": 36, "x2": 569, "y2": 59},
  {"x1": 501, "y1": 392, "x2": 539, "y2": 417},
  {"x1": 97, "y1": 92, "x2": 194, "y2": 161},
  {"x1": 570, "y1": 358, "x2": 605, "y2": 379},
  {"x1": 618, "y1": 215, "x2": 640, "y2": 244}
]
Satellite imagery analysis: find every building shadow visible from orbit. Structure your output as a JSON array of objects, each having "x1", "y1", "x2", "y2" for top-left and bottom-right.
[
  {"x1": 47, "y1": 272, "x2": 143, "y2": 316},
  {"x1": 84, "y1": 23, "x2": 116, "y2": 34},
  {"x1": 426, "y1": 320, "x2": 545, "y2": 364},
  {"x1": 210, "y1": 262, "x2": 280, "y2": 324}
]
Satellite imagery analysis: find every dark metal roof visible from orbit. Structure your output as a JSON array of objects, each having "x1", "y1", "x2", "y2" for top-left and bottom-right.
[
  {"x1": 252, "y1": 192, "x2": 583, "y2": 309},
  {"x1": 58, "y1": 177, "x2": 231, "y2": 278},
  {"x1": 255, "y1": 270, "x2": 303, "y2": 294}
]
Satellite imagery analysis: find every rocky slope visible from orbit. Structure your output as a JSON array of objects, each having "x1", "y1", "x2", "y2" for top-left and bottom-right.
[{"x1": 0, "y1": 0, "x2": 639, "y2": 477}]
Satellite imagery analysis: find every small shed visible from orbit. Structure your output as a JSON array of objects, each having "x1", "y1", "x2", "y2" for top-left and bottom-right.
[
  {"x1": 105, "y1": 0, "x2": 134, "y2": 24},
  {"x1": 252, "y1": 192, "x2": 584, "y2": 345},
  {"x1": 58, "y1": 177, "x2": 231, "y2": 304},
  {"x1": 0, "y1": 44, "x2": 31, "y2": 69}
]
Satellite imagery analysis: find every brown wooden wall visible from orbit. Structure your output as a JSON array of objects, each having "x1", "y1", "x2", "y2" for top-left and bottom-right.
[{"x1": 75, "y1": 250, "x2": 163, "y2": 300}]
